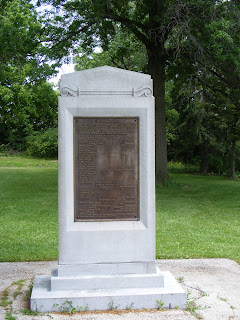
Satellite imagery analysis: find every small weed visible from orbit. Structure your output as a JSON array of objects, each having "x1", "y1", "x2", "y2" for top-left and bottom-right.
[
  {"x1": 21, "y1": 308, "x2": 39, "y2": 316},
  {"x1": 1, "y1": 289, "x2": 15, "y2": 320},
  {"x1": 12, "y1": 279, "x2": 26, "y2": 291},
  {"x1": 126, "y1": 302, "x2": 134, "y2": 310},
  {"x1": 61, "y1": 300, "x2": 78, "y2": 314},
  {"x1": 217, "y1": 295, "x2": 227, "y2": 303},
  {"x1": 5, "y1": 312, "x2": 16, "y2": 320},
  {"x1": 13, "y1": 291, "x2": 21, "y2": 300},
  {"x1": 108, "y1": 300, "x2": 119, "y2": 310},
  {"x1": 0, "y1": 297, "x2": 9, "y2": 307},
  {"x1": 2, "y1": 290, "x2": 9, "y2": 297},
  {"x1": 186, "y1": 291, "x2": 202, "y2": 319},
  {"x1": 186, "y1": 300, "x2": 198, "y2": 313},
  {"x1": 27, "y1": 280, "x2": 33, "y2": 299},
  {"x1": 199, "y1": 291, "x2": 208, "y2": 298},
  {"x1": 217, "y1": 296, "x2": 236, "y2": 311},
  {"x1": 53, "y1": 301, "x2": 87, "y2": 313},
  {"x1": 156, "y1": 299, "x2": 164, "y2": 310},
  {"x1": 0, "y1": 290, "x2": 9, "y2": 307},
  {"x1": 177, "y1": 277, "x2": 184, "y2": 283}
]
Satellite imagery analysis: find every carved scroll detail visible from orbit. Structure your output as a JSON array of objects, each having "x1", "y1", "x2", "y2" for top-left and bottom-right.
[
  {"x1": 133, "y1": 86, "x2": 153, "y2": 97},
  {"x1": 60, "y1": 86, "x2": 79, "y2": 97},
  {"x1": 60, "y1": 86, "x2": 153, "y2": 97}
]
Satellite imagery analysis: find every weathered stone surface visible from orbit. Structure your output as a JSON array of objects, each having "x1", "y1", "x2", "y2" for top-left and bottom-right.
[
  {"x1": 31, "y1": 66, "x2": 186, "y2": 312},
  {"x1": 58, "y1": 66, "x2": 155, "y2": 265}
]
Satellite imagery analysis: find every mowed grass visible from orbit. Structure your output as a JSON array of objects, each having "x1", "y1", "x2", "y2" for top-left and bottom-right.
[
  {"x1": 156, "y1": 175, "x2": 240, "y2": 263},
  {"x1": 0, "y1": 155, "x2": 58, "y2": 262},
  {"x1": 0, "y1": 155, "x2": 239, "y2": 263}
]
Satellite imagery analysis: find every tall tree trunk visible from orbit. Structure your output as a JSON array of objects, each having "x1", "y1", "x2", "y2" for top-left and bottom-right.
[
  {"x1": 200, "y1": 139, "x2": 209, "y2": 174},
  {"x1": 230, "y1": 112, "x2": 238, "y2": 180},
  {"x1": 231, "y1": 141, "x2": 236, "y2": 180},
  {"x1": 147, "y1": 48, "x2": 168, "y2": 184}
]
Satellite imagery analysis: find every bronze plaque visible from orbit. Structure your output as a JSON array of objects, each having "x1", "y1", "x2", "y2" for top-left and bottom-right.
[{"x1": 74, "y1": 117, "x2": 139, "y2": 221}]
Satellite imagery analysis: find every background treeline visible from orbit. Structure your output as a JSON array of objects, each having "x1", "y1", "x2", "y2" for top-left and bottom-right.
[
  {"x1": 0, "y1": 0, "x2": 58, "y2": 156},
  {"x1": 1, "y1": 0, "x2": 240, "y2": 179}
]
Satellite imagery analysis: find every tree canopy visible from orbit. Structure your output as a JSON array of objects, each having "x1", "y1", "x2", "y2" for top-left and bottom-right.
[
  {"x1": 1, "y1": 0, "x2": 240, "y2": 178},
  {"x1": 0, "y1": 0, "x2": 58, "y2": 151},
  {"x1": 40, "y1": 0, "x2": 240, "y2": 181}
]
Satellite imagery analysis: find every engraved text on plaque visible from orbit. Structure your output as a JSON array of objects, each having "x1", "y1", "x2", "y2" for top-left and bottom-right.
[{"x1": 74, "y1": 117, "x2": 139, "y2": 221}]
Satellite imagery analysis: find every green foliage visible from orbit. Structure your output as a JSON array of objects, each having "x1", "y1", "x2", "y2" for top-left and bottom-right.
[
  {"x1": 74, "y1": 29, "x2": 147, "y2": 72},
  {"x1": 167, "y1": 1, "x2": 240, "y2": 178},
  {"x1": 27, "y1": 280, "x2": 33, "y2": 300},
  {"x1": 186, "y1": 291, "x2": 203, "y2": 319},
  {"x1": 20, "y1": 308, "x2": 39, "y2": 316},
  {"x1": 53, "y1": 300, "x2": 88, "y2": 313},
  {"x1": 29, "y1": 0, "x2": 240, "y2": 182},
  {"x1": 0, "y1": 0, "x2": 41, "y2": 65},
  {"x1": 0, "y1": 293, "x2": 9, "y2": 307},
  {"x1": 12, "y1": 279, "x2": 26, "y2": 299},
  {"x1": 0, "y1": 0, "x2": 58, "y2": 151},
  {"x1": 125, "y1": 302, "x2": 134, "y2": 310},
  {"x1": 12, "y1": 291, "x2": 21, "y2": 299},
  {"x1": 168, "y1": 161, "x2": 199, "y2": 174},
  {"x1": 108, "y1": 300, "x2": 119, "y2": 310},
  {"x1": 26, "y1": 128, "x2": 58, "y2": 158},
  {"x1": 5, "y1": 312, "x2": 16, "y2": 320},
  {"x1": 43, "y1": 0, "x2": 222, "y2": 183},
  {"x1": 166, "y1": 107, "x2": 179, "y2": 145},
  {"x1": 12, "y1": 279, "x2": 26, "y2": 291},
  {"x1": 61, "y1": 300, "x2": 78, "y2": 314},
  {"x1": 156, "y1": 299, "x2": 164, "y2": 310},
  {"x1": 177, "y1": 277, "x2": 184, "y2": 284},
  {"x1": 0, "y1": 81, "x2": 58, "y2": 151}
]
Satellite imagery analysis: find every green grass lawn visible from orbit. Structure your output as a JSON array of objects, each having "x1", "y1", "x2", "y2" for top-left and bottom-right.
[
  {"x1": 0, "y1": 155, "x2": 239, "y2": 263},
  {"x1": 0, "y1": 155, "x2": 58, "y2": 261},
  {"x1": 156, "y1": 175, "x2": 240, "y2": 263}
]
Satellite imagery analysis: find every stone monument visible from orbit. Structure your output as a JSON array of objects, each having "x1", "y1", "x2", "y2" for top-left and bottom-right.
[{"x1": 31, "y1": 66, "x2": 186, "y2": 311}]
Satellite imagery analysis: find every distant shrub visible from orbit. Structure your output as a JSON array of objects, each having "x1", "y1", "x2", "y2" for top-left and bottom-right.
[
  {"x1": 0, "y1": 144, "x2": 21, "y2": 156},
  {"x1": 26, "y1": 128, "x2": 58, "y2": 158},
  {"x1": 168, "y1": 161, "x2": 199, "y2": 173},
  {"x1": 0, "y1": 144, "x2": 10, "y2": 155}
]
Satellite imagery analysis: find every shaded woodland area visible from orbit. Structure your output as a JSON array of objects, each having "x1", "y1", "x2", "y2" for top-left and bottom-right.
[{"x1": 1, "y1": 0, "x2": 240, "y2": 181}]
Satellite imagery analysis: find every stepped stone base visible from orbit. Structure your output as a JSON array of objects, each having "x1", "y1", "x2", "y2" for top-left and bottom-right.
[{"x1": 31, "y1": 265, "x2": 186, "y2": 312}]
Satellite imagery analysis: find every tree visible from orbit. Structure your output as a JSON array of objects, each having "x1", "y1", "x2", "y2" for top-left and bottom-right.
[
  {"x1": 74, "y1": 29, "x2": 147, "y2": 72},
  {"x1": 41, "y1": 0, "x2": 206, "y2": 182},
  {"x1": 199, "y1": 2, "x2": 240, "y2": 179},
  {"x1": 0, "y1": 75, "x2": 58, "y2": 150},
  {"x1": 166, "y1": 0, "x2": 240, "y2": 179},
  {"x1": 169, "y1": 80, "x2": 228, "y2": 175},
  {"x1": 0, "y1": 0, "x2": 58, "y2": 150},
  {"x1": 42, "y1": 0, "x2": 240, "y2": 182},
  {"x1": 0, "y1": 0, "x2": 40, "y2": 64},
  {"x1": 170, "y1": 0, "x2": 240, "y2": 179}
]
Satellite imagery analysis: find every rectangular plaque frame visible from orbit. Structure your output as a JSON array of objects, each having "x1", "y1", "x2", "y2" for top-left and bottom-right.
[{"x1": 74, "y1": 117, "x2": 139, "y2": 222}]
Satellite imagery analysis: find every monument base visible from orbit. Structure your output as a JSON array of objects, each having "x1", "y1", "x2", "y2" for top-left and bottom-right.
[{"x1": 31, "y1": 264, "x2": 186, "y2": 312}]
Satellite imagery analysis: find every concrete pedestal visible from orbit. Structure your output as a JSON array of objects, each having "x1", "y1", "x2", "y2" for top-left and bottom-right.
[{"x1": 31, "y1": 263, "x2": 185, "y2": 312}]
